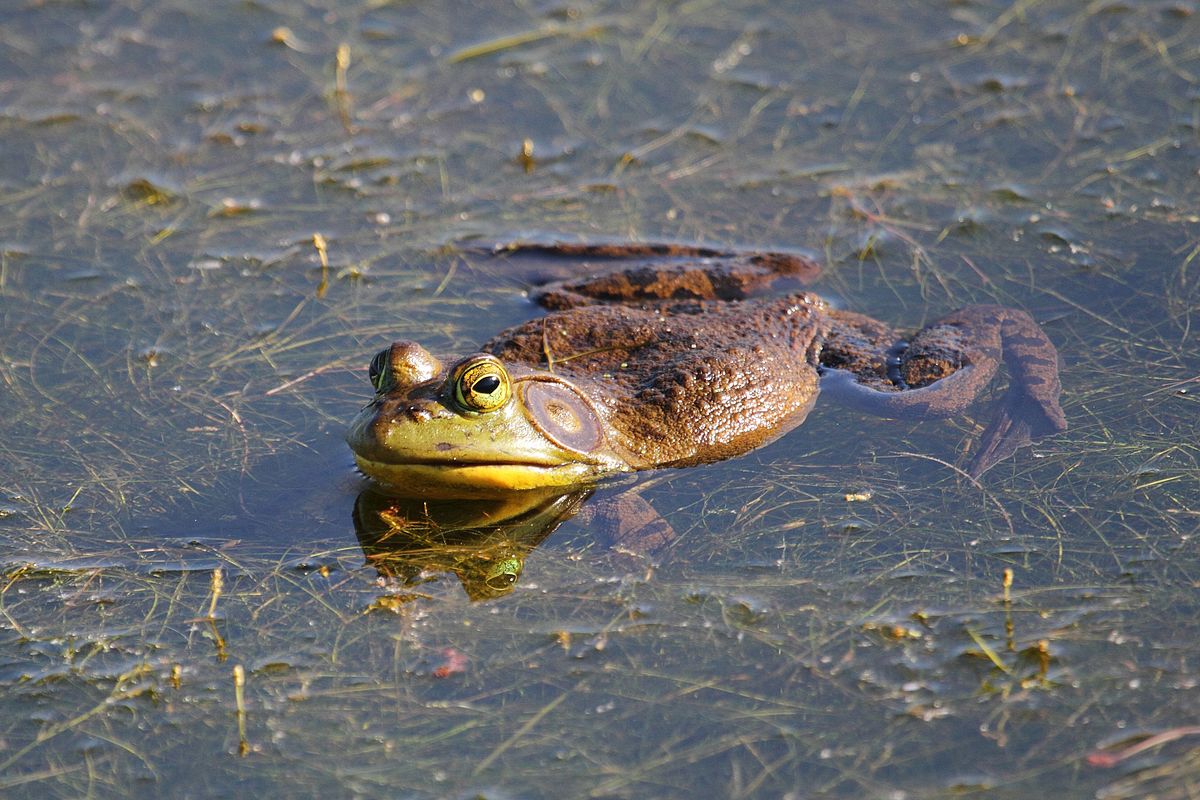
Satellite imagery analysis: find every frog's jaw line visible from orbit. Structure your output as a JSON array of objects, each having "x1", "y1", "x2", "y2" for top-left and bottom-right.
[{"x1": 352, "y1": 455, "x2": 618, "y2": 498}]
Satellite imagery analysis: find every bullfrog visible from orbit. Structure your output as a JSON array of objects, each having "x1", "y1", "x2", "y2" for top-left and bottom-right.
[{"x1": 346, "y1": 243, "x2": 1066, "y2": 498}]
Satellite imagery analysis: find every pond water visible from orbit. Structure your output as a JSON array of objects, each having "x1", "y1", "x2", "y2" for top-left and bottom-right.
[{"x1": 1, "y1": 1, "x2": 1198, "y2": 797}]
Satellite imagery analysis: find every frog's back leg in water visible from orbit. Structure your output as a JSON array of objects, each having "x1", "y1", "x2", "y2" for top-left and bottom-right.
[{"x1": 818, "y1": 305, "x2": 1066, "y2": 477}]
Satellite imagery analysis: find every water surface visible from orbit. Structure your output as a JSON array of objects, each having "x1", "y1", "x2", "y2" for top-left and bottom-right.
[{"x1": 1, "y1": 1, "x2": 1198, "y2": 797}]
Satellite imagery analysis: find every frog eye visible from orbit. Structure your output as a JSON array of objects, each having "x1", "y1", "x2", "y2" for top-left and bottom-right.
[
  {"x1": 451, "y1": 355, "x2": 511, "y2": 413},
  {"x1": 368, "y1": 348, "x2": 391, "y2": 392}
]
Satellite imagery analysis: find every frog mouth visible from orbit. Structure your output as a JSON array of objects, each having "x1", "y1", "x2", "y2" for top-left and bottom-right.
[{"x1": 350, "y1": 453, "x2": 614, "y2": 499}]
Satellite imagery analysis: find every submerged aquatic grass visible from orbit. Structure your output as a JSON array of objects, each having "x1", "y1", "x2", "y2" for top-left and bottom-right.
[{"x1": 0, "y1": 0, "x2": 1198, "y2": 797}]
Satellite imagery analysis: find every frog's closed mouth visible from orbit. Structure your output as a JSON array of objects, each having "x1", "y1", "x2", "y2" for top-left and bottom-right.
[
  {"x1": 346, "y1": 459, "x2": 600, "y2": 498},
  {"x1": 346, "y1": 243, "x2": 1066, "y2": 498}
]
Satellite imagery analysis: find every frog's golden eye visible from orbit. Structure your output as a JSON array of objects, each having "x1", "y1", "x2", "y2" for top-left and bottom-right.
[
  {"x1": 451, "y1": 356, "x2": 511, "y2": 413},
  {"x1": 368, "y1": 348, "x2": 391, "y2": 392}
]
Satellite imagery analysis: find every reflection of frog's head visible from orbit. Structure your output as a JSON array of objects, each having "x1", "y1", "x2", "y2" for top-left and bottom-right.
[
  {"x1": 345, "y1": 341, "x2": 630, "y2": 498},
  {"x1": 352, "y1": 486, "x2": 590, "y2": 601}
]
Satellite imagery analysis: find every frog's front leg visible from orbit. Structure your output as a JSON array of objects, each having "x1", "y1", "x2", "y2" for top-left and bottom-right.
[
  {"x1": 819, "y1": 305, "x2": 1066, "y2": 477},
  {"x1": 488, "y1": 243, "x2": 821, "y2": 308}
]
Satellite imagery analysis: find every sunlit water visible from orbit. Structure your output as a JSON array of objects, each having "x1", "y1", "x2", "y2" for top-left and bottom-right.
[{"x1": 1, "y1": 1, "x2": 1197, "y2": 797}]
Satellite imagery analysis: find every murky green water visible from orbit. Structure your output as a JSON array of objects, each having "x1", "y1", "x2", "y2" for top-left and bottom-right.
[{"x1": 1, "y1": 1, "x2": 1198, "y2": 797}]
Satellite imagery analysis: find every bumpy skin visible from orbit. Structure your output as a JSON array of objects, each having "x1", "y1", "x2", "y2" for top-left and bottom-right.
[
  {"x1": 346, "y1": 243, "x2": 1066, "y2": 496},
  {"x1": 485, "y1": 294, "x2": 825, "y2": 469}
]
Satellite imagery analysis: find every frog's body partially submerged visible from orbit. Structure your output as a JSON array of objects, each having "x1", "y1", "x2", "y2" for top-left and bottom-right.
[{"x1": 346, "y1": 244, "x2": 1066, "y2": 497}]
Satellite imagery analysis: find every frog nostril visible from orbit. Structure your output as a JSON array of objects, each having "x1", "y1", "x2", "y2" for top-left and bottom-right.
[{"x1": 405, "y1": 405, "x2": 432, "y2": 422}]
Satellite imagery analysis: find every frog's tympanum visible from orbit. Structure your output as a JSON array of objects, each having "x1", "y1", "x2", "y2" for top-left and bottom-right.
[{"x1": 347, "y1": 244, "x2": 1066, "y2": 498}]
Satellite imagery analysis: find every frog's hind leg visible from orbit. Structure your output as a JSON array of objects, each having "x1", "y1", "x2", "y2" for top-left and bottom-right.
[
  {"x1": 485, "y1": 242, "x2": 822, "y2": 309},
  {"x1": 820, "y1": 305, "x2": 1066, "y2": 477},
  {"x1": 816, "y1": 309, "x2": 904, "y2": 392},
  {"x1": 945, "y1": 306, "x2": 1066, "y2": 476}
]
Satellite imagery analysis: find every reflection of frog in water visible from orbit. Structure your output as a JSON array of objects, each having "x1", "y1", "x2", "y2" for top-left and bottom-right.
[
  {"x1": 347, "y1": 243, "x2": 1066, "y2": 498},
  {"x1": 354, "y1": 486, "x2": 669, "y2": 601},
  {"x1": 353, "y1": 489, "x2": 585, "y2": 601}
]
